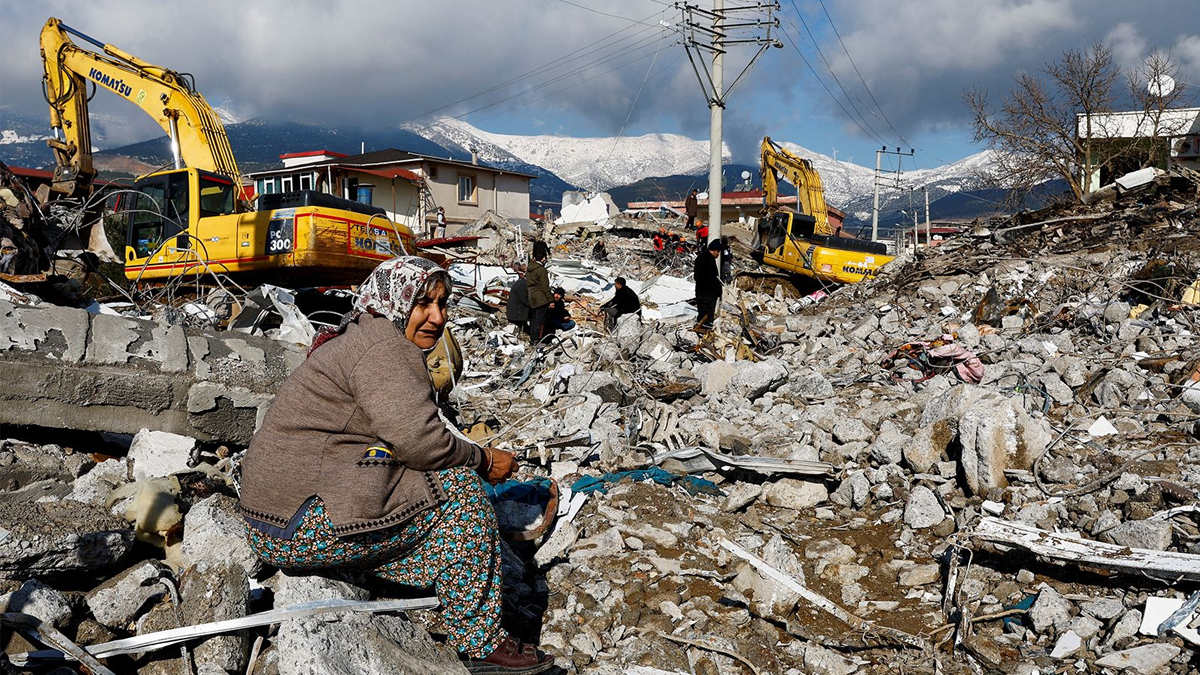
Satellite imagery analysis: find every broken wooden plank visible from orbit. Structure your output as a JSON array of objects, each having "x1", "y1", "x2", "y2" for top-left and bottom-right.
[
  {"x1": 718, "y1": 538, "x2": 929, "y2": 650},
  {"x1": 972, "y1": 516, "x2": 1200, "y2": 582},
  {"x1": 10, "y1": 596, "x2": 439, "y2": 666}
]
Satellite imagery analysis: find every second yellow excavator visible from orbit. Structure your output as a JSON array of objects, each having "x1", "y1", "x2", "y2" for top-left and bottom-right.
[
  {"x1": 756, "y1": 137, "x2": 893, "y2": 284},
  {"x1": 40, "y1": 17, "x2": 419, "y2": 286}
]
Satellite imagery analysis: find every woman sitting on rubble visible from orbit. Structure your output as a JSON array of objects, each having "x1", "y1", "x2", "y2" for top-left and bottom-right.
[{"x1": 237, "y1": 256, "x2": 555, "y2": 674}]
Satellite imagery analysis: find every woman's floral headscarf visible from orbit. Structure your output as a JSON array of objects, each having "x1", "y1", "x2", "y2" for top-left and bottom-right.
[{"x1": 310, "y1": 256, "x2": 451, "y2": 355}]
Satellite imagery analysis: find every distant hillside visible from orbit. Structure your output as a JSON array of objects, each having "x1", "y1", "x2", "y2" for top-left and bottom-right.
[
  {"x1": 606, "y1": 164, "x2": 792, "y2": 207},
  {"x1": 96, "y1": 118, "x2": 451, "y2": 173}
]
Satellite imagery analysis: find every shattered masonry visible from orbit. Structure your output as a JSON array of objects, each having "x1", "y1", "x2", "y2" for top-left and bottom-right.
[{"x1": 0, "y1": 165, "x2": 1199, "y2": 674}]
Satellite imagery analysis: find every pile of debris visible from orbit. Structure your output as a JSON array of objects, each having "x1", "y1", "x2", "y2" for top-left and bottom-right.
[{"x1": 0, "y1": 165, "x2": 1198, "y2": 674}]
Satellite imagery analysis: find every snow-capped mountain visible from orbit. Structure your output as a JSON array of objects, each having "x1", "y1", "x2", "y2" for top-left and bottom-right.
[
  {"x1": 405, "y1": 117, "x2": 733, "y2": 192},
  {"x1": 779, "y1": 141, "x2": 996, "y2": 222}
]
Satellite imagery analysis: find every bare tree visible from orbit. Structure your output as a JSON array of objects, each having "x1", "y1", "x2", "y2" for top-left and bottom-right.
[
  {"x1": 965, "y1": 45, "x2": 1195, "y2": 203},
  {"x1": 964, "y1": 43, "x2": 1121, "y2": 202}
]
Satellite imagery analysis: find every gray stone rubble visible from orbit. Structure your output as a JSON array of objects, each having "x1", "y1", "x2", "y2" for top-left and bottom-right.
[{"x1": 0, "y1": 168, "x2": 1198, "y2": 673}]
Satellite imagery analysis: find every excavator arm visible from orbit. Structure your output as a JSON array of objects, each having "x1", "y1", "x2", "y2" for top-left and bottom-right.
[
  {"x1": 760, "y1": 136, "x2": 831, "y2": 236},
  {"x1": 40, "y1": 17, "x2": 241, "y2": 197}
]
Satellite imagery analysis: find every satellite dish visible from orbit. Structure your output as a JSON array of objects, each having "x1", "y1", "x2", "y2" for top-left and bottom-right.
[
  {"x1": 1149, "y1": 74, "x2": 1176, "y2": 98},
  {"x1": 741, "y1": 170, "x2": 751, "y2": 180}
]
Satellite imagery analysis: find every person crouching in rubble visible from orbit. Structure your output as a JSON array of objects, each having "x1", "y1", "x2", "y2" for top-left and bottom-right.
[
  {"x1": 525, "y1": 241, "x2": 552, "y2": 343},
  {"x1": 601, "y1": 276, "x2": 641, "y2": 329},
  {"x1": 506, "y1": 264, "x2": 531, "y2": 337},
  {"x1": 546, "y1": 286, "x2": 575, "y2": 335},
  {"x1": 237, "y1": 256, "x2": 555, "y2": 674},
  {"x1": 694, "y1": 239, "x2": 723, "y2": 331}
]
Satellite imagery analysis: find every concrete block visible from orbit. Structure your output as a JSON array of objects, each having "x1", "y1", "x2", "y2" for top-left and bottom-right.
[
  {"x1": 182, "y1": 495, "x2": 262, "y2": 577},
  {"x1": 86, "y1": 560, "x2": 168, "y2": 629},
  {"x1": 128, "y1": 429, "x2": 197, "y2": 481},
  {"x1": 6, "y1": 579, "x2": 73, "y2": 627}
]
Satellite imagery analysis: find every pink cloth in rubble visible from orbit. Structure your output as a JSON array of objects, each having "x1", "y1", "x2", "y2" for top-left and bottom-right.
[{"x1": 928, "y1": 343, "x2": 985, "y2": 383}]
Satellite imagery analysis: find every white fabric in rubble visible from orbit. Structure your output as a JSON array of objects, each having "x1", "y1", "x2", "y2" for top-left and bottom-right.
[{"x1": 555, "y1": 193, "x2": 618, "y2": 227}]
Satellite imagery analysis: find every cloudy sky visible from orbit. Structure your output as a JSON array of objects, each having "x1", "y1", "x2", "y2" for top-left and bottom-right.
[{"x1": 2, "y1": 0, "x2": 1197, "y2": 169}]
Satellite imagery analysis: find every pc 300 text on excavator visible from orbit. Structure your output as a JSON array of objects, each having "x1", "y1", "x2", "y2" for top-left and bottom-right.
[
  {"x1": 40, "y1": 17, "x2": 419, "y2": 287},
  {"x1": 755, "y1": 137, "x2": 894, "y2": 284}
]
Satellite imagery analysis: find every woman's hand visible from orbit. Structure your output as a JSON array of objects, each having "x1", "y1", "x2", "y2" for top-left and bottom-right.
[{"x1": 480, "y1": 447, "x2": 516, "y2": 484}]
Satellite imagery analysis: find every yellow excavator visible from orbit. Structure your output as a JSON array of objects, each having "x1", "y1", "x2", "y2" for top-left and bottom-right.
[
  {"x1": 757, "y1": 137, "x2": 893, "y2": 284},
  {"x1": 40, "y1": 17, "x2": 418, "y2": 285}
]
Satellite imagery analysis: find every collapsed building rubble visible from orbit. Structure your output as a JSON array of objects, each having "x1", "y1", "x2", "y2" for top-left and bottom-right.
[{"x1": 0, "y1": 165, "x2": 1197, "y2": 674}]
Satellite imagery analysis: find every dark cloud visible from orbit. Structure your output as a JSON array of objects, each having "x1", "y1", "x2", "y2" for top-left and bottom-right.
[
  {"x1": 3, "y1": 0, "x2": 1192, "y2": 167},
  {"x1": 804, "y1": 0, "x2": 1200, "y2": 138}
]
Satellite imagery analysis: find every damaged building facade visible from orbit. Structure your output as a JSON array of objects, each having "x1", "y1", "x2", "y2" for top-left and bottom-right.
[{"x1": 246, "y1": 149, "x2": 536, "y2": 237}]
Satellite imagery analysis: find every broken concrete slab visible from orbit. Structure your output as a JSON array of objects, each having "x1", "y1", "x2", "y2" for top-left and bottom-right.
[
  {"x1": 86, "y1": 560, "x2": 169, "y2": 629},
  {"x1": 0, "y1": 301, "x2": 301, "y2": 445},
  {"x1": 272, "y1": 573, "x2": 465, "y2": 675},
  {"x1": 1093, "y1": 643, "x2": 1181, "y2": 673},
  {"x1": 181, "y1": 561, "x2": 251, "y2": 674},
  {"x1": 0, "y1": 500, "x2": 133, "y2": 579}
]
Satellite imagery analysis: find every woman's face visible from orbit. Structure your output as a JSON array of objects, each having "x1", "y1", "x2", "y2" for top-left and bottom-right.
[{"x1": 405, "y1": 280, "x2": 449, "y2": 350}]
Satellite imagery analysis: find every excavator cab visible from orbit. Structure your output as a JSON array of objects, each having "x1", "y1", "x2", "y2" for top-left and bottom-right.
[{"x1": 121, "y1": 167, "x2": 239, "y2": 278}]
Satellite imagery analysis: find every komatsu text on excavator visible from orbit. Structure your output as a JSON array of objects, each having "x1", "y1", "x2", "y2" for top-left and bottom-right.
[
  {"x1": 756, "y1": 137, "x2": 894, "y2": 284},
  {"x1": 40, "y1": 17, "x2": 418, "y2": 285}
]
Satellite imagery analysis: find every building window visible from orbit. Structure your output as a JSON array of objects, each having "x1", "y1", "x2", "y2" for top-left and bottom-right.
[
  {"x1": 300, "y1": 173, "x2": 313, "y2": 190},
  {"x1": 458, "y1": 175, "x2": 475, "y2": 204},
  {"x1": 262, "y1": 178, "x2": 276, "y2": 195},
  {"x1": 429, "y1": 165, "x2": 438, "y2": 180},
  {"x1": 281, "y1": 176, "x2": 294, "y2": 192}
]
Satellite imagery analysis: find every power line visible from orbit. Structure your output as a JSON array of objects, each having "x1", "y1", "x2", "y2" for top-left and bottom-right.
[
  {"x1": 403, "y1": 8, "x2": 667, "y2": 126},
  {"x1": 470, "y1": 46, "x2": 684, "y2": 129},
  {"x1": 791, "y1": 0, "x2": 951, "y2": 166},
  {"x1": 776, "y1": 23, "x2": 888, "y2": 146},
  {"x1": 434, "y1": 29, "x2": 671, "y2": 127},
  {"x1": 596, "y1": 33, "x2": 668, "y2": 183},
  {"x1": 786, "y1": 0, "x2": 886, "y2": 145},
  {"x1": 551, "y1": 0, "x2": 660, "y2": 25},
  {"x1": 816, "y1": 0, "x2": 907, "y2": 146}
]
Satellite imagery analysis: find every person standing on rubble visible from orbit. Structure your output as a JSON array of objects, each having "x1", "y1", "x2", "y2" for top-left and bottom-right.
[
  {"x1": 601, "y1": 276, "x2": 641, "y2": 329},
  {"x1": 719, "y1": 236, "x2": 733, "y2": 284},
  {"x1": 505, "y1": 264, "x2": 530, "y2": 337},
  {"x1": 525, "y1": 241, "x2": 552, "y2": 343},
  {"x1": 694, "y1": 239, "x2": 723, "y2": 331},
  {"x1": 238, "y1": 256, "x2": 555, "y2": 674},
  {"x1": 434, "y1": 206, "x2": 447, "y2": 239},
  {"x1": 685, "y1": 188, "x2": 699, "y2": 229}
]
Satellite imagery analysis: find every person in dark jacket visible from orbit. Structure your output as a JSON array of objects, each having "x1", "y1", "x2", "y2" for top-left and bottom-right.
[
  {"x1": 546, "y1": 287, "x2": 575, "y2": 334},
  {"x1": 684, "y1": 188, "x2": 699, "y2": 229},
  {"x1": 239, "y1": 256, "x2": 554, "y2": 673},
  {"x1": 505, "y1": 265, "x2": 530, "y2": 336},
  {"x1": 525, "y1": 241, "x2": 552, "y2": 343},
  {"x1": 601, "y1": 277, "x2": 642, "y2": 329},
  {"x1": 719, "y1": 236, "x2": 733, "y2": 284},
  {"x1": 694, "y1": 239, "x2": 723, "y2": 331}
]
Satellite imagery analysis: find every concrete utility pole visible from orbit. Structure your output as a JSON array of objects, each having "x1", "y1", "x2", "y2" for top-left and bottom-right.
[
  {"x1": 679, "y1": 1, "x2": 780, "y2": 245},
  {"x1": 707, "y1": 0, "x2": 724, "y2": 242},
  {"x1": 869, "y1": 146, "x2": 914, "y2": 242},
  {"x1": 924, "y1": 187, "x2": 931, "y2": 247}
]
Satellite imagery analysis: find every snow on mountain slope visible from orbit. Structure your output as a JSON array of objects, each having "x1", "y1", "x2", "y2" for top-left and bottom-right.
[
  {"x1": 781, "y1": 140, "x2": 995, "y2": 220},
  {"x1": 405, "y1": 117, "x2": 732, "y2": 191}
]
